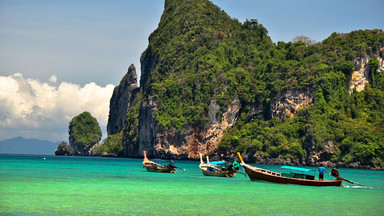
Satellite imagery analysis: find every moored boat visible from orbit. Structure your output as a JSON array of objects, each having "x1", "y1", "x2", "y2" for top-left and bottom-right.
[
  {"x1": 237, "y1": 152, "x2": 342, "y2": 186},
  {"x1": 199, "y1": 154, "x2": 241, "y2": 177},
  {"x1": 142, "y1": 151, "x2": 177, "y2": 173}
]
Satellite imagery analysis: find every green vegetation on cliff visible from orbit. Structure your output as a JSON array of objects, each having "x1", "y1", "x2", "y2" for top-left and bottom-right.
[
  {"x1": 145, "y1": 0, "x2": 273, "y2": 130},
  {"x1": 110, "y1": 0, "x2": 384, "y2": 167},
  {"x1": 220, "y1": 30, "x2": 384, "y2": 167},
  {"x1": 96, "y1": 131, "x2": 123, "y2": 155},
  {"x1": 69, "y1": 111, "x2": 102, "y2": 153}
]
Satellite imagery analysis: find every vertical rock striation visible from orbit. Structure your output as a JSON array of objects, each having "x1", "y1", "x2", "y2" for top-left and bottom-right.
[
  {"x1": 107, "y1": 64, "x2": 139, "y2": 135},
  {"x1": 349, "y1": 52, "x2": 384, "y2": 94},
  {"x1": 130, "y1": 96, "x2": 240, "y2": 159},
  {"x1": 349, "y1": 55, "x2": 371, "y2": 94},
  {"x1": 270, "y1": 88, "x2": 314, "y2": 120}
]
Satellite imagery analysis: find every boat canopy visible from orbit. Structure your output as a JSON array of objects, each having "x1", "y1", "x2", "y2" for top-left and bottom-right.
[
  {"x1": 281, "y1": 166, "x2": 316, "y2": 179},
  {"x1": 208, "y1": 161, "x2": 227, "y2": 165},
  {"x1": 281, "y1": 166, "x2": 315, "y2": 174},
  {"x1": 208, "y1": 160, "x2": 231, "y2": 168}
]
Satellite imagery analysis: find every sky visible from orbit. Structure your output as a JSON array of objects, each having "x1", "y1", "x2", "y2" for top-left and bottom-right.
[{"x1": 0, "y1": 0, "x2": 383, "y2": 143}]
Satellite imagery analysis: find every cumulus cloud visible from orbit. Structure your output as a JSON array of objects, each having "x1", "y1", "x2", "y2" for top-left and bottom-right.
[
  {"x1": 48, "y1": 75, "x2": 57, "y2": 83},
  {"x1": 0, "y1": 73, "x2": 114, "y2": 141}
]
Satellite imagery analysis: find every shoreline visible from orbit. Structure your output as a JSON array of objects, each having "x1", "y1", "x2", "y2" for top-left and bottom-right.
[{"x1": 5, "y1": 153, "x2": 380, "y2": 170}]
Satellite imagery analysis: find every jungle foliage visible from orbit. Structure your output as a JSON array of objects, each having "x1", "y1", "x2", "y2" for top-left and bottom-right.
[
  {"x1": 146, "y1": 0, "x2": 274, "y2": 130},
  {"x1": 219, "y1": 30, "x2": 384, "y2": 167},
  {"x1": 96, "y1": 131, "x2": 123, "y2": 155},
  {"x1": 113, "y1": 0, "x2": 384, "y2": 166},
  {"x1": 69, "y1": 111, "x2": 102, "y2": 149}
]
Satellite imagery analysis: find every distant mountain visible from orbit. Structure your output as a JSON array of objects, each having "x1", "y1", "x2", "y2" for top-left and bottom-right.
[{"x1": 0, "y1": 136, "x2": 60, "y2": 155}]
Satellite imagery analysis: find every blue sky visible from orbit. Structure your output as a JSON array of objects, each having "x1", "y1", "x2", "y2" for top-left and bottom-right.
[
  {"x1": 0, "y1": 0, "x2": 383, "y2": 143},
  {"x1": 0, "y1": 0, "x2": 164, "y2": 86},
  {"x1": 1, "y1": 0, "x2": 383, "y2": 86}
]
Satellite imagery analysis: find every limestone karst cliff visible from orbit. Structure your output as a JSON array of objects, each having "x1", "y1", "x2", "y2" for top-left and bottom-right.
[
  {"x1": 118, "y1": 0, "x2": 273, "y2": 159},
  {"x1": 69, "y1": 111, "x2": 102, "y2": 156},
  {"x1": 106, "y1": 0, "x2": 384, "y2": 168},
  {"x1": 349, "y1": 53, "x2": 384, "y2": 94},
  {"x1": 107, "y1": 64, "x2": 139, "y2": 135}
]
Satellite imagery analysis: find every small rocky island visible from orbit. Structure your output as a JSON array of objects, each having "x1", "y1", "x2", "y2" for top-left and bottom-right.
[{"x1": 54, "y1": 141, "x2": 73, "y2": 156}]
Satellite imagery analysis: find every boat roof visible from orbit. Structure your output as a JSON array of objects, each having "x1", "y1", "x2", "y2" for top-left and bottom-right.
[
  {"x1": 281, "y1": 166, "x2": 315, "y2": 173},
  {"x1": 208, "y1": 161, "x2": 228, "y2": 165}
]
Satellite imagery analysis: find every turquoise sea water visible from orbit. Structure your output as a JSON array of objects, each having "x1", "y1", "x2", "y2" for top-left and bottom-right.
[{"x1": 1, "y1": 155, "x2": 383, "y2": 215}]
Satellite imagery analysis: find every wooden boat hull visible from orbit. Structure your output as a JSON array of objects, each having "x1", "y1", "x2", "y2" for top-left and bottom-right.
[
  {"x1": 143, "y1": 162, "x2": 176, "y2": 173},
  {"x1": 242, "y1": 164, "x2": 342, "y2": 186},
  {"x1": 198, "y1": 153, "x2": 237, "y2": 177},
  {"x1": 144, "y1": 166, "x2": 176, "y2": 173},
  {"x1": 142, "y1": 150, "x2": 176, "y2": 173},
  {"x1": 199, "y1": 165, "x2": 235, "y2": 177}
]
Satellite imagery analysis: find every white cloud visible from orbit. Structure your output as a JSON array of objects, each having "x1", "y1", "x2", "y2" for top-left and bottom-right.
[
  {"x1": 48, "y1": 75, "x2": 57, "y2": 83},
  {"x1": 0, "y1": 73, "x2": 114, "y2": 141}
]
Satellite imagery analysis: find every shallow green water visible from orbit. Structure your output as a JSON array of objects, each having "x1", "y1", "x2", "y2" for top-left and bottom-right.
[{"x1": 1, "y1": 155, "x2": 383, "y2": 215}]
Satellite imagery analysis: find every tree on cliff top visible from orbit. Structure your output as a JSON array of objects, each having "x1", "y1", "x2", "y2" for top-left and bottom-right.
[{"x1": 69, "y1": 111, "x2": 102, "y2": 154}]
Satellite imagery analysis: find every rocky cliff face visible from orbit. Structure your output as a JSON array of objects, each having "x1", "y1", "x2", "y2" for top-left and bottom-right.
[
  {"x1": 105, "y1": 0, "x2": 384, "y2": 169},
  {"x1": 71, "y1": 142, "x2": 94, "y2": 156},
  {"x1": 125, "y1": 91, "x2": 240, "y2": 159},
  {"x1": 119, "y1": 0, "x2": 245, "y2": 159},
  {"x1": 55, "y1": 141, "x2": 74, "y2": 156},
  {"x1": 349, "y1": 52, "x2": 384, "y2": 94},
  {"x1": 107, "y1": 64, "x2": 139, "y2": 135},
  {"x1": 140, "y1": 48, "x2": 158, "y2": 92},
  {"x1": 270, "y1": 88, "x2": 315, "y2": 120},
  {"x1": 349, "y1": 55, "x2": 371, "y2": 94}
]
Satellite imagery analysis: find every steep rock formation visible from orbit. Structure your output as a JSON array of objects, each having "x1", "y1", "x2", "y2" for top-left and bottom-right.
[
  {"x1": 69, "y1": 111, "x2": 102, "y2": 156},
  {"x1": 349, "y1": 55, "x2": 371, "y2": 94},
  {"x1": 349, "y1": 53, "x2": 384, "y2": 94},
  {"x1": 71, "y1": 142, "x2": 95, "y2": 156},
  {"x1": 121, "y1": 0, "x2": 251, "y2": 159},
  {"x1": 54, "y1": 141, "x2": 74, "y2": 156},
  {"x1": 200, "y1": 98, "x2": 240, "y2": 156},
  {"x1": 140, "y1": 48, "x2": 158, "y2": 92},
  {"x1": 304, "y1": 136, "x2": 337, "y2": 166},
  {"x1": 379, "y1": 46, "x2": 384, "y2": 71},
  {"x1": 106, "y1": 0, "x2": 383, "y2": 169},
  {"x1": 135, "y1": 93, "x2": 158, "y2": 157},
  {"x1": 107, "y1": 64, "x2": 139, "y2": 135},
  {"x1": 270, "y1": 88, "x2": 315, "y2": 120},
  {"x1": 127, "y1": 96, "x2": 240, "y2": 159}
]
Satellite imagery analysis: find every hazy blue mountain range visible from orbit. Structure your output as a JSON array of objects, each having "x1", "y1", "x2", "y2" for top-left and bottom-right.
[{"x1": 0, "y1": 136, "x2": 60, "y2": 155}]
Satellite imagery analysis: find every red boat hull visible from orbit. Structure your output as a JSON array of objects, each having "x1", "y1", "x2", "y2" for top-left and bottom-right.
[{"x1": 243, "y1": 164, "x2": 342, "y2": 186}]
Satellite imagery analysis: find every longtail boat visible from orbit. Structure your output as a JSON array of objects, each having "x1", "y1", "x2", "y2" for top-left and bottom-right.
[
  {"x1": 142, "y1": 151, "x2": 177, "y2": 173},
  {"x1": 237, "y1": 152, "x2": 342, "y2": 186},
  {"x1": 199, "y1": 153, "x2": 241, "y2": 177}
]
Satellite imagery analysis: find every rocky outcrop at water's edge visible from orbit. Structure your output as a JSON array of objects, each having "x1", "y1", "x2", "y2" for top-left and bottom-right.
[{"x1": 55, "y1": 141, "x2": 74, "y2": 156}]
